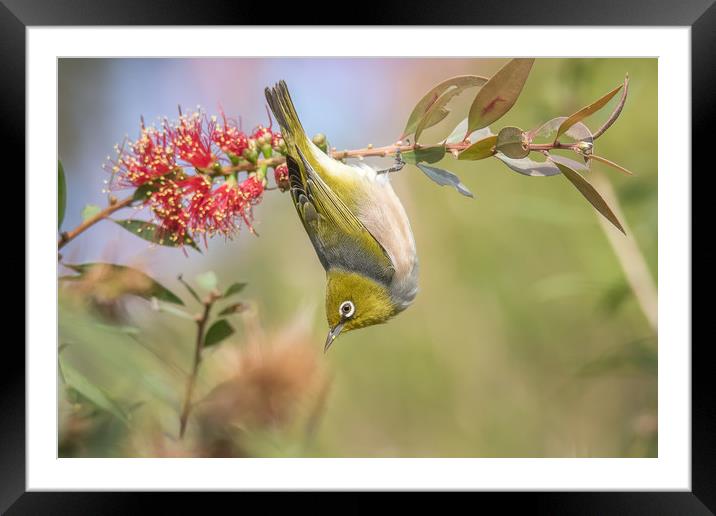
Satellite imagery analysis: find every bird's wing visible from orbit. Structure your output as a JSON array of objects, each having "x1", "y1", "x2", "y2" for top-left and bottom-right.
[{"x1": 286, "y1": 150, "x2": 394, "y2": 285}]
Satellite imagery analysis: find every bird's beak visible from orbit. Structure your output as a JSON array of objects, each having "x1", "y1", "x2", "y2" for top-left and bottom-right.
[{"x1": 324, "y1": 321, "x2": 345, "y2": 353}]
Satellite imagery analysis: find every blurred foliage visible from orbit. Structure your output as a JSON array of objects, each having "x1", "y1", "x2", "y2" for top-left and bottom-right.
[{"x1": 58, "y1": 58, "x2": 657, "y2": 458}]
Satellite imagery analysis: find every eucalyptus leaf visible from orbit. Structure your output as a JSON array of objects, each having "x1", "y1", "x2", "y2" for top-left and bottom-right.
[
  {"x1": 494, "y1": 154, "x2": 561, "y2": 176},
  {"x1": 499, "y1": 151, "x2": 589, "y2": 176},
  {"x1": 555, "y1": 82, "x2": 624, "y2": 140},
  {"x1": 446, "y1": 118, "x2": 470, "y2": 144},
  {"x1": 204, "y1": 319, "x2": 235, "y2": 348},
  {"x1": 63, "y1": 262, "x2": 184, "y2": 305},
  {"x1": 547, "y1": 154, "x2": 590, "y2": 172},
  {"x1": 458, "y1": 136, "x2": 498, "y2": 161},
  {"x1": 402, "y1": 75, "x2": 488, "y2": 138},
  {"x1": 495, "y1": 126, "x2": 528, "y2": 159},
  {"x1": 527, "y1": 117, "x2": 594, "y2": 145},
  {"x1": 466, "y1": 58, "x2": 534, "y2": 134},
  {"x1": 82, "y1": 204, "x2": 102, "y2": 221},
  {"x1": 59, "y1": 359, "x2": 129, "y2": 425},
  {"x1": 58, "y1": 161, "x2": 66, "y2": 230},
  {"x1": 551, "y1": 160, "x2": 625, "y2": 234},
  {"x1": 416, "y1": 163, "x2": 473, "y2": 198},
  {"x1": 593, "y1": 75, "x2": 629, "y2": 139},
  {"x1": 195, "y1": 271, "x2": 218, "y2": 292},
  {"x1": 446, "y1": 120, "x2": 495, "y2": 145},
  {"x1": 114, "y1": 219, "x2": 201, "y2": 252},
  {"x1": 402, "y1": 145, "x2": 446, "y2": 165},
  {"x1": 413, "y1": 76, "x2": 488, "y2": 142},
  {"x1": 588, "y1": 154, "x2": 633, "y2": 176}
]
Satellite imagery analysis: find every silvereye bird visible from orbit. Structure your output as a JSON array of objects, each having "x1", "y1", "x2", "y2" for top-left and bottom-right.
[{"x1": 265, "y1": 81, "x2": 419, "y2": 351}]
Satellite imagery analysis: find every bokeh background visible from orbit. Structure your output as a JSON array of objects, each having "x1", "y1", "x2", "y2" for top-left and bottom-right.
[{"x1": 58, "y1": 58, "x2": 657, "y2": 458}]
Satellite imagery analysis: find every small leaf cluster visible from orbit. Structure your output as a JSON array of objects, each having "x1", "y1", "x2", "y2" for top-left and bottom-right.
[{"x1": 400, "y1": 58, "x2": 632, "y2": 233}]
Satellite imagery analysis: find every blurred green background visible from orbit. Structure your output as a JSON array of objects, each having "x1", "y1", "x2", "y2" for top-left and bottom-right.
[{"x1": 58, "y1": 58, "x2": 657, "y2": 458}]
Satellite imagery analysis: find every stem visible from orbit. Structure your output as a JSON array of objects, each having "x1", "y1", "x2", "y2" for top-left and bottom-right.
[
  {"x1": 57, "y1": 139, "x2": 579, "y2": 250},
  {"x1": 58, "y1": 195, "x2": 133, "y2": 250},
  {"x1": 178, "y1": 295, "x2": 216, "y2": 439}
]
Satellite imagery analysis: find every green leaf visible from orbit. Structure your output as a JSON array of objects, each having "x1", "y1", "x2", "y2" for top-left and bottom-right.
[
  {"x1": 130, "y1": 171, "x2": 182, "y2": 205},
  {"x1": 81, "y1": 204, "x2": 102, "y2": 221},
  {"x1": 132, "y1": 182, "x2": 157, "y2": 204},
  {"x1": 218, "y1": 302, "x2": 248, "y2": 316},
  {"x1": 458, "y1": 135, "x2": 498, "y2": 161},
  {"x1": 467, "y1": 58, "x2": 534, "y2": 135},
  {"x1": 593, "y1": 75, "x2": 629, "y2": 139},
  {"x1": 196, "y1": 271, "x2": 218, "y2": 292},
  {"x1": 114, "y1": 219, "x2": 201, "y2": 252},
  {"x1": 204, "y1": 319, "x2": 235, "y2": 348},
  {"x1": 446, "y1": 120, "x2": 495, "y2": 145},
  {"x1": 495, "y1": 154, "x2": 587, "y2": 177},
  {"x1": 555, "y1": 82, "x2": 624, "y2": 141},
  {"x1": 446, "y1": 118, "x2": 470, "y2": 144},
  {"x1": 402, "y1": 75, "x2": 489, "y2": 139},
  {"x1": 587, "y1": 154, "x2": 633, "y2": 176},
  {"x1": 223, "y1": 282, "x2": 247, "y2": 298},
  {"x1": 59, "y1": 359, "x2": 129, "y2": 425},
  {"x1": 402, "y1": 145, "x2": 446, "y2": 165},
  {"x1": 495, "y1": 126, "x2": 528, "y2": 159},
  {"x1": 150, "y1": 298, "x2": 194, "y2": 320},
  {"x1": 58, "y1": 161, "x2": 66, "y2": 230},
  {"x1": 416, "y1": 163, "x2": 473, "y2": 198},
  {"x1": 412, "y1": 76, "x2": 489, "y2": 143},
  {"x1": 551, "y1": 159, "x2": 625, "y2": 234},
  {"x1": 63, "y1": 262, "x2": 184, "y2": 305}
]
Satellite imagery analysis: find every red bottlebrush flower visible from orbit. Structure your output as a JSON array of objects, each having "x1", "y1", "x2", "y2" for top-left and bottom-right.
[
  {"x1": 274, "y1": 163, "x2": 290, "y2": 192},
  {"x1": 108, "y1": 125, "x2": 176, "y2": 188},
  {"x1": 236, "y1": 175, "x2": 265, "y2": 233},
  {"x1": 181, "y1": 175, "x2": 265, "y2": 239},
  {"x1": 146, "y1": 178, "x2": 190, "y2": 245},
  {"x1": 166, "y1": 111, "x2": 217, "y2": 170},
  {"x1": 212, "y1": 112, "x2": 249, "y2": 158}
]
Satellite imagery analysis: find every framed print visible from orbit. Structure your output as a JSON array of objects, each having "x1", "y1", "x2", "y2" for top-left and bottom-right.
[{"x1": 7, "y1": 0, "x2": 708, "y2": 512}]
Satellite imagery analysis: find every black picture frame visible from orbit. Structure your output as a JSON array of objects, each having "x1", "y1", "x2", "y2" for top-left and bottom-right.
[{"x1": 7, "y1": 0, "x2": 707, "y2": 512}]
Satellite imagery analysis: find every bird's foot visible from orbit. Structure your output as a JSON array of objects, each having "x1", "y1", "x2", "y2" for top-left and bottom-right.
[{"x1": 376, "y1": 149, "x2": 406, "y2": 175}]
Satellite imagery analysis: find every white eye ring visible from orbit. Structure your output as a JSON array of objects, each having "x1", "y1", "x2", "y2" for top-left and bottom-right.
[{"x1": 339, "y1": 300, "x2": 355, "y2": 318}]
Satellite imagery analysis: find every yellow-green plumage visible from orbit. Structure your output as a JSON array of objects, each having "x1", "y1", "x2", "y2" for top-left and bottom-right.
[{"x1": 265, "y1": 81, "x2": 418, "y2": 349}]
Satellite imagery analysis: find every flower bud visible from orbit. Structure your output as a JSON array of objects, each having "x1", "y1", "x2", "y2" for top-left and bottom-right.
[
  {"x1": 312, "y1": 133, "x2": 328, "y2": 154},
  {"x1": 243, "y1": 147, "x2": 258, "y2": 163},
  {"x1": 274, "y1": 163, "x2": 290, "y2": 192}
]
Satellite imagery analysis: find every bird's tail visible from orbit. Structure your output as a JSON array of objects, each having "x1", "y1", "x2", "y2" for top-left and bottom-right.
[{"x1": 264, "y1": 81, "x2": 307, "y2": 149}]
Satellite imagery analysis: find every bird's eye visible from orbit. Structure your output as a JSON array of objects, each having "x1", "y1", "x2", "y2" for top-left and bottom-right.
[{"x1": 339, "y1": 300, "x2": 355, "y2": 318}]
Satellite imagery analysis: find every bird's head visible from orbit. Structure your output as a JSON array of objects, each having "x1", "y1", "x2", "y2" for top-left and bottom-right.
[{"x1": 324, "y1": 269, "x2": 397, "y2": 352}]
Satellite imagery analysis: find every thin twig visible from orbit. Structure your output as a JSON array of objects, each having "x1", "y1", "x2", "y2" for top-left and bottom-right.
[
  {"x1": 58, "y1": 195, "x2": 133, "y2": 250},
  {"x1": 178, "y1": 293, "x2": 218, "y2": 438},
  {"x1": 56, "y1": 139, "x2": 591, "y2": 250}
]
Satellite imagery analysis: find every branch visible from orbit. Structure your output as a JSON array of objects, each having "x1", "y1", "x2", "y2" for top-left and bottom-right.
[
  {"x1": 58, "y1": 195, "x2": 133, "y2": 251},
  {"x1": 57, "y1": 139, "x2": 579, "y2": 251},
  {"x1": 178, "y1": 292, "x2": 219, "y2": 439}
]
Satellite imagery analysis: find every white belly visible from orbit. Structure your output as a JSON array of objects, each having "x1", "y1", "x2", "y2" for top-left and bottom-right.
[{"x1": 355, "y1": 170, "x2": 419, "y2": 309}]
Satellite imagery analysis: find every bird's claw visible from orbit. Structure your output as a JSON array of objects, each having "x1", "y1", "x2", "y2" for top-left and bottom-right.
[{"x1": 377, "y1": 149, "x2": 406, "y2": 175}]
